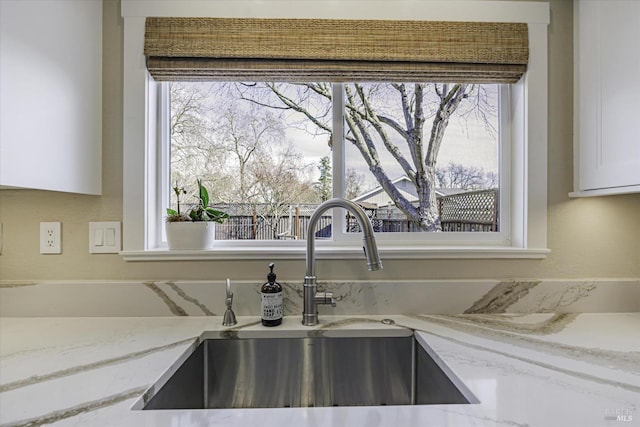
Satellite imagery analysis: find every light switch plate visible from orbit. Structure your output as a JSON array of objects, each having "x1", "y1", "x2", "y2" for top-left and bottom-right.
[{"x1": 89, "y1": 222, "x2": 121, "y2": 254}]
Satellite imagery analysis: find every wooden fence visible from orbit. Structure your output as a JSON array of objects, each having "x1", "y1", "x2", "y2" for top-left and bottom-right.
[
  {"x1": 211, "y1": 189, "x2": 498, "y2": 240},
  {"x1": 211, "y1": 203, "x2": 331, "y2": 240}
]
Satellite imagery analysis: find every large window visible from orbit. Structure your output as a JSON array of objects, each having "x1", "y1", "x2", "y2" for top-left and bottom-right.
[
  {"x1": 121, "y1": 0, "x2": 550, "y2": 260},
  {"x1": 164, "y1": 82, "x2": 506, "y2": 243}
]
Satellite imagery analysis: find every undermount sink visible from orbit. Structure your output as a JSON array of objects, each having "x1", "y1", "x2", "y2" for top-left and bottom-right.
[{"x1": 134, "y1": 330, "x2": 477, "y2": 410}]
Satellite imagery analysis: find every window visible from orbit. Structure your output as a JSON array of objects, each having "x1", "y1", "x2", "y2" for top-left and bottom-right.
[
  {"x1": 163, "y1": 81, "x2": 507, "y2": 245},
  {"x1": 121, "y1": 0, "x2": 550, "y2": 260}
]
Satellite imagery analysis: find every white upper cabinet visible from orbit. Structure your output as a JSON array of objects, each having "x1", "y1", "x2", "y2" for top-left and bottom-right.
[
  {"x1": 572, "y1": 0, "x2": 640, "y2": 197},
  {"x1": 0, "y1": 0, "x2": 102, "y2": 195}
]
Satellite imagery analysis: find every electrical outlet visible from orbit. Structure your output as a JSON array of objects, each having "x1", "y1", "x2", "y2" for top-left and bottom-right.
[{"x1": 40, "y1": 222, "x2": 62, "y2": 254}]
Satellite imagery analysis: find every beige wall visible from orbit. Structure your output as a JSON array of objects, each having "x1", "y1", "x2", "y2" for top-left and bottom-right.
[{"x1": 0, "y1": 0, "x2": 638, "y2": 282}]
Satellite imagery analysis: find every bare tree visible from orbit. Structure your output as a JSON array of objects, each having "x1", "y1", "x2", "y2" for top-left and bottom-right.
[
  {"x1": 170, "y1": 82, "x2": 233, "y2": 204},
  {"x1": 345, "y1": 168, "x2": 365, "y2": 200},
  {"x1": 170, "y1": 82, "x2": 315, "y2": 212},
  {"x1": 239, "y1": 82, "x2": 496, "y2": 231},
  {"x1": 251, "y1": 144, "x2": 317, "y2": 238},
  {"x1": 436, "y1": 162, "x2": 496, "y2": 190},
  {"x1": 216, "y1": 101, "x2": 285, "y2": 202}
]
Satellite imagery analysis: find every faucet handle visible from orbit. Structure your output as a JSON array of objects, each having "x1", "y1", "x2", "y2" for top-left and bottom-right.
[
  {"x1": 223, "y1": 279, "x2": 237, "y2": 326},
  {"x1": 314, "y1": 291, "x2": 336, "y2": 308},
  {"x1": 225, "y1": 278, "x2": 234, "y2": 306}
]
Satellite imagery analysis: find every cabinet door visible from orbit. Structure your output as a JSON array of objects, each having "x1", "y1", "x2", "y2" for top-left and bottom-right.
[
  {"x1": 0, "y1": 0, "x2": 102, "y2": 194},
  {"x1": 575, "y1": 0, "x2": 640, "y2": 192}
]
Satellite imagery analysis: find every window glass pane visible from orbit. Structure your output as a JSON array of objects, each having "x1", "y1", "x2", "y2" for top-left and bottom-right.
[
  {"x1": 168, "y1": 82, "x2": 500, "y2": 241},
  {"x1": 343, "y1": 83, "x2": 500, "y2": 233},
  {"x1": 169, "y1": 82, "x2": 332, "y2": 240}
]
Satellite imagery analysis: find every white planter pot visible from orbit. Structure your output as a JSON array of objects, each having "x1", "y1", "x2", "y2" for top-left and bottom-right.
[{"x1": 165, "y1": 222, "x2": 215, "y2": 250}]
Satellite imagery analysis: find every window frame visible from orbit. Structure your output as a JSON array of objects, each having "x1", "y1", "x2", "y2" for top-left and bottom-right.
[
  {"x1": 121, "y1": 0, "x2": 550, "y2": 261},
  {"x1": 331, "y1": 83, "x2": 512, "y2": 246}
]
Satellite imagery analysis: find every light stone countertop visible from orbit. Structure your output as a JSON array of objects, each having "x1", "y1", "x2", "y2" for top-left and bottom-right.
[{"x1": 0, "y1": 313, "x2": 639, "y2": 427}]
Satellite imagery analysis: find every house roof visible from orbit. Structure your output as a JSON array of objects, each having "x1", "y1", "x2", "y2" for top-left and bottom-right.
[
  {"x1": 352, "y1": 176, "x2": 417, "y2": 203},
  {"x1": 352, "y1": 176, "x2": 458, "y2": 206}
]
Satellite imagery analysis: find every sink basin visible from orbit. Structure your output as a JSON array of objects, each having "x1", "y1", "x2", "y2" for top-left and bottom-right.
[{"x1": 135, "y1": 331, "x2": 477, "y2": 410}]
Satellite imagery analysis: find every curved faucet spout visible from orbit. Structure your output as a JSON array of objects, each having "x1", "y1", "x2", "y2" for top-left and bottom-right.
[
  {"x1": 305, "y1": 198, "x2": 382, "y2": 277},
  {"x1": 303, "y1": 198, "x2": 382, "y2": 326}
]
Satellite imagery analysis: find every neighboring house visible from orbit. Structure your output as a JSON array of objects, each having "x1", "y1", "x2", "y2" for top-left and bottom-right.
[{"x1": 351, "y1": 176, "x2": 463, "y2": 207}]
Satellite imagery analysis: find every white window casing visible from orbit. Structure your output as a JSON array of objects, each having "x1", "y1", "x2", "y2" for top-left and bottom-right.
[{"x1": 120, "y1": 0, "x2": 550, "y2": 261}]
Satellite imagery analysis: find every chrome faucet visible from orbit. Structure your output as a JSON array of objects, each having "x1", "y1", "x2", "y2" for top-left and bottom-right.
[{"x1": 303, "y1": 198, "x2": 382, "y2": 326}]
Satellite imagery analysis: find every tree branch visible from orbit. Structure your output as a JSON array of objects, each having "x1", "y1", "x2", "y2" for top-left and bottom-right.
[
  {"x1": 413, "y1": 83, "x2": 426, "y2": 177},
  {"x1": 351, "y1": 84, "x2": 416, "y2": 182},
  {"x1": 425, "y1": 84, "x2": 468, "y2": 167}
]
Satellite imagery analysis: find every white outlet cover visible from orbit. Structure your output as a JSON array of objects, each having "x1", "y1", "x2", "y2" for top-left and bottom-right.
[
  {"x1": 40, "y1": 222, "x2": 62, "y2": 254},
  {"x1": 89, "y1": 222, "x2": 121, "y2": 254}
]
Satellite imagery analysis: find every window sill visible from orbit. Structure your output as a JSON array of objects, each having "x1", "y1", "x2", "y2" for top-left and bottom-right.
[{"x1": 120, "y1": 245, "x2": 550, "y2": 261}]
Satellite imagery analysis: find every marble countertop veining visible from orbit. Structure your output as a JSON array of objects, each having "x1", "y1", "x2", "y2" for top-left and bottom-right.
[{"x1": 0, "y1": 313, "x2": 639, "y2": 427}]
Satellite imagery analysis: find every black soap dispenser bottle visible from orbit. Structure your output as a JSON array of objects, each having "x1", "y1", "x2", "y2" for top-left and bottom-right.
[{"x1": 261, "y1": 263, "x2": 283, "y2": 326}]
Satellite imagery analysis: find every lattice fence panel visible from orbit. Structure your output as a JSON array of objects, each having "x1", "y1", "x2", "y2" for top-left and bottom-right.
[{"x1": 438, "y1": 189, "x2": 499, "y2": 232}]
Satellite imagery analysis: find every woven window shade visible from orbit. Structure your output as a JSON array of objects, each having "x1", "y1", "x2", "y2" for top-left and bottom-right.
[{"x1": 144, "y1": 17, "x2": 528, "y2": 83}]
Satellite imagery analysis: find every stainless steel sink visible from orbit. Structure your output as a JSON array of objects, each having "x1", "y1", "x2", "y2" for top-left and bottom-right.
[{"x1": 135, "y1": 331, "x2": 477, "y2": 410}]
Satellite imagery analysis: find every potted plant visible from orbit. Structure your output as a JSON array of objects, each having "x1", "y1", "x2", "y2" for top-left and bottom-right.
[{"x1": 165, "y1": 179, "x2": 229, "y2": 250}]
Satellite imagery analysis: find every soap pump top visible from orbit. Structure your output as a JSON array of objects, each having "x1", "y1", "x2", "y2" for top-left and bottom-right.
[
  {"x1": 268, "y1": 263, "x2": 276, "y2": 281},
  {"x1": 262, "y1": 262, "x2": 280, "y2": 290}
]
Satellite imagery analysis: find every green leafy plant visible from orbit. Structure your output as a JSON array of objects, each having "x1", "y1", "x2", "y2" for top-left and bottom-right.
[{"x1": 166, "y1": 179, "x2": 229, "y2": 223}]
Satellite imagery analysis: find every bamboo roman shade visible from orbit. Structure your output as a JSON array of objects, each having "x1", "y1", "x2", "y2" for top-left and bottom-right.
[{"x1": 144, "y1": 17, "x2": 529, "y2": 83}]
